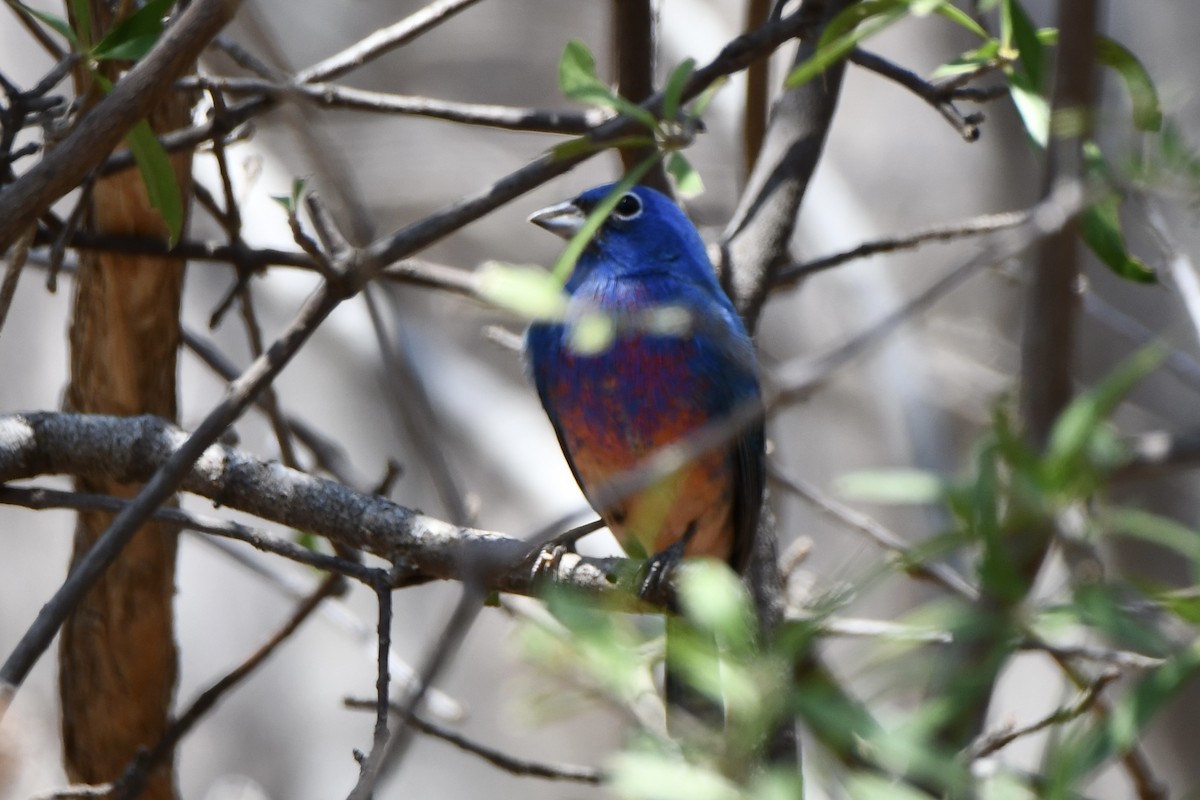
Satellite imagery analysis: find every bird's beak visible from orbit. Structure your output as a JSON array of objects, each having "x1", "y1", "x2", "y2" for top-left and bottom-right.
[{"x1": 528, "y1": 200, "x2": 585, "y2": 240}]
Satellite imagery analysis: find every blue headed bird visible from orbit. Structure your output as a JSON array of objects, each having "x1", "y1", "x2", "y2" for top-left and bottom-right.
[{"x1": 525, "y1": 183, "x2": 765, "y2": 586}]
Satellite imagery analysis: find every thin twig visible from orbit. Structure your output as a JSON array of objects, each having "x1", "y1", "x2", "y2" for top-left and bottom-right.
[
  {"x1": 182, "y1": 75, "x2": 603, "y2": 134},
  {"x1": 0, "y1": 226, "x2": 33, "y2": 335},
  {"x1": 114, "y1": 575, "x2": 344, "y2": 800},
  {"x1": 966, "y1": 669, "x2": 1120, "y2": 760},
  {"x1": 850, "y1": 47, "x2": 984, "y2": 142},
  {"x1": 769, "y1": 463, "x2": 978, "y2": 600},
  {"x1": 772, "y1": 209, "x2": 1029, "y2": 289},
  {"x1": 343, "y1": 697, "x2": 603, "y2": 784},
  {"x1": 0, "y1": 485, "x2": 378, "y2": 583},
  {"x1": 297, "y1": 0, "x2": 487, "y2": 84}
]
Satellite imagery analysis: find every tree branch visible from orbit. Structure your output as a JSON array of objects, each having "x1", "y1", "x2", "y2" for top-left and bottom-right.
[{"x1": 0, "y1": 0, "x2": 242, "y2": 252}]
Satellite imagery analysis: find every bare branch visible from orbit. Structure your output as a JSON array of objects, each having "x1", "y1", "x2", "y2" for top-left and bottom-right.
[
  {"x1": 771, "y1": 209, "x2": 1029, "y2": 289},
  {"x1": 0, "y1": 0, "x2": 243, "y2": 251},
  {"x1": 180, "y1": 76, "x2": 604, "y2": 133},
  {"x1": 849, "y1": 48, "x2": 984, "y2": 142},
  {"x1": 967, "y1": 670, "x2": 1119, "y2": 760},
  {"x1": 343, "y1": 697, "x2": 603, "y2": 784}
]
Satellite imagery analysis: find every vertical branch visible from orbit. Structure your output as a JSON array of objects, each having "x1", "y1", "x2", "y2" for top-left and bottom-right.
[
  {"x1": 720, "y1": 0, "x2": 853, "y2": 328},
  {"x1": 610, "y1": 0, "x2": 671, "y2": 193},
  {"x1": 1019, "y1": 4, "x2": 1099, "y2": 451},
  {"x1": 742, "y1": 0, "x2": 772, "y2": 180},
  {"x1": 931, "y1": 0, "x2": 1102, "y2": 757},
  {"x1": 57, "y1": 3, "x2": 196, "y2": 798}
]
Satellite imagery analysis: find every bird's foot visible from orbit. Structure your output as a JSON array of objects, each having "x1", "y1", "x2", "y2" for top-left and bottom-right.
[
  {"x1": 636, "y1": 524, "x2": 697, "y2": 610},
  {"x1": 526, "y1": 517, "x2": 604, "y2": 585}
]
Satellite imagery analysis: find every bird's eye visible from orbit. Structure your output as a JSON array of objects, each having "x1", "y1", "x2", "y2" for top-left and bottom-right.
[{"x1": 613, "y1": 193, "x2": 643, "y2": 221}]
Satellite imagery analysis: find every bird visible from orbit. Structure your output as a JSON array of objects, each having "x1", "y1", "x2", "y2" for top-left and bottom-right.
[{"x1": 525, "y1": 182, "x2": 765, "y2": 592}]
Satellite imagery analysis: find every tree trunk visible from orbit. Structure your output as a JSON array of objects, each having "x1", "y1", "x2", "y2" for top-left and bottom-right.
[{"x1": 58, "y1": 3, "x2": 192, "y2": 797}]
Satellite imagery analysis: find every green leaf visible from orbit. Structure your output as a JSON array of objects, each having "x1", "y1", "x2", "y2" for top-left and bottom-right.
[
  {"x1": 475, "y1": 262, "x2": 568, "y2": 322},
  {"x1": 677, "y1": 559, "x2": 754, "y2": 652},
  {"x1": 932, "y1": 39, "x2": 1002, "y2": 79},
  {"x1": 91, "y1": 0, "x2": 174, "y2": 60},
  {"x1": 836, "y1": 469, "x2": 947, "y2": 505},
  {"x1": 1104, "y1": 508, "x2": 1200, "y2": 584},
  {"x1": 125, "y1": 120, "x2": 184, "y2": 245},
  {"x1": 785, "y1": 0, "x2": 907, "y2": 88},
  {"x1": 847, "y1": 773, "x2": 938, "y2": 800},
  {"x1": 566, "y1": 310, "x2": 616, "y2": 355},
  {"x1": 558, "y1": 39, "x2": 658, "y2": 131},
  {"x1": 1007, "y1": 70, "x2": 1050, "y2": 147},
  {"x1": 71, "y1": 0, "x2": 93, "y2": 48},
  {"x1": 549, "y1": 134, "x2": 656, "y2": 162},
  {"x1": 665, "y1": 152, "x2": 703, "y2": 197},
  {"x1": 607, "y1": 752, "x2": 740, "y2": 800},
  {"x1": 270, "y1": 177, "x2": 306, "y2": 214},
  {"x1": 8, "y1": 1, "x2": 78, "y2": 44},
  {"x1": 551, "y1": 152, "x2": 661, "y2": 283},
  {"x1": 1035, "y1": 31, "x2": 1162, "y2": 134},
  {"x1": 1080, "y1": 142, "x2": 1156, "y2": 283},
  {"x1": 662, "y1": 58, "x2": 695, "y2": 123},
  {"x1": 1002, "y1": 0, "x2": 1044, "y2": 88},
  {"x1": 1097, "y1": 35, "x2": 1162, "y2": 132},
  {"x1": 930, "y1": 2, "x2": 989, "y2": 39},
  {"x1": 1043, "y1": 345, "x2": 1163, "y2": 486},
  {"x1": 1051, "y1": 638, "x2": 1200, "y2": 791}
]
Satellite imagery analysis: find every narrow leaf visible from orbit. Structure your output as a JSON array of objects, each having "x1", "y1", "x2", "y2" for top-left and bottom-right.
[
  {"x1": 1096, "y1": 35, "x2": 1162, "y2": 132},
  {"x1": 836, "y1": 469, "x2": 947, "y2": 505},
  {"x1": 8, "y1": 1, "x2": 77, "y2": 43},
  {"x1": 1044, "y1": 346, "x2": 1163, "y2": 483},
  {"x1": 665, "y1": 152, "x2": 703, "y2": 197},
  {"x1": 475, "y1": 262, "x2": 568, "y2": 322},
  {"x1": 92, "y1": 0, "x2": 173, "y2": 60},
  {"x1": 125, "y1": 120, "x2": 184, "y2": 245},
  {"x1": 551, "y1": 153, "x2": 661, "y2": 283},
  {"x1": 1004, "y1": 0, "x2": 1044, "y2": 88},
  {"x1": 1007, "y1": 70, "x2": 1050, "y2": 147},
  {"x1": 662, "y1": 58, "x2": 695, "y2": 123},
  {"x1": 1080, "y1": 142, "x2": 1156, "y2": 283},
  {"x1": 785, "y1": 2, "x2": 906, "y2": 88}
]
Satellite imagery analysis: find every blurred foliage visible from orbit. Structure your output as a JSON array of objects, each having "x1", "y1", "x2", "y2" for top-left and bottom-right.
[
  {"x1": 6, "y1": 0, "x2": 184, "y2": 242},
  {"x1": 518, "y1": 343, "x2": 1200, "y2": 798}
]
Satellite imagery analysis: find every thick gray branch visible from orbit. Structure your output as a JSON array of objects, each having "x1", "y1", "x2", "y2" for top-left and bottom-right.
[{"x1": 0, "y1": 412, "x2": 621, "y2": 596}]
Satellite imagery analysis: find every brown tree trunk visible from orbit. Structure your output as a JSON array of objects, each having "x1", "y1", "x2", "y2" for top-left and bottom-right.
[{"x1": 58, "y1": 3, "x2": 193, "y2": 797}]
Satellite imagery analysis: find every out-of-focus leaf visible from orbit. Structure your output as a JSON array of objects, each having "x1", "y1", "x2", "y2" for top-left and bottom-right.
[
  {"x1": 1007, "y1": 70, "x2": 1050, "y2": 147},
  {"x1": 929, "y1": 3, "x2": 989, "y2": 39},
  {"x1": 785, "y1": 0, "x2": 906, "y2": 88},
  {"x1": 270, "y1": 177, "x2": 306, "y2": 214},
  {"x1": 677, "y1": 559, "x2": 754, "y2": 652},
  {"x1": 475, "y1": 262, "x2": 568, "y2": 322},
  {"x1": 9, "y1": 1, "x2": 78, "y2": 44},
  {"x1": 607, "y1": 752, "x2": 740, "y2": 800},
  {"x1": 91, "y1": 0, "x2": 173, "y2": 60},
  {"x1": 1081, "y1": 142, "x2": 1156, "y2": 283},
  {"x1": 125, "y1": 119, "x2": 183, "y2": 245},
  {"x1": 567, "y1": 310, "x2": 616, "y2": 355},
  {"x1": 550, "y1": 135, "x2": 656, "y2": 162},
  {"x1": 1043, "y1": 345, "x2": 1163, "y2": 487},
  {"x1": 70, "y1": 0, "x2": 93, "y2": 47},
  {"x1": 662, "y1": 58, "x2": 695, "y2": 123},
  {"x1": 1001, "y1": 0, "x2": 1044, "y2": 88},
  {"x1": 836, "y1": 469, "x2": 947, "y2": 505},
  {"x1": 1038, "y1": 30, "x2": 1162, "y2": 133},
  {"x1": 665, "y1": 152, "x2": 703, "y2": 197},
  {"x1": 932, "y1": 39, "x2": 1002, "y2": 79},
  {"x1": 552, "y1": 153, "x2": 659, "y2": 283},
  {"x1": 1104, "y1": 508, "x2": 1200, "y2": 584},
  {"x1": 559, "y1": 39, "x2": 658, "y2": 131},
  {"x1": 1050, "y1": 638, "x2": 1200, "y2": 792},
  {"x1": 847, "y1": 774, "x2": 939, "y2": 800}
]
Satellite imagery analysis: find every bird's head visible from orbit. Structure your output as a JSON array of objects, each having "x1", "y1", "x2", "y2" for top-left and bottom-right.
[{"x1": 528, "y1": 183, "x2": 715, "y2": 292}]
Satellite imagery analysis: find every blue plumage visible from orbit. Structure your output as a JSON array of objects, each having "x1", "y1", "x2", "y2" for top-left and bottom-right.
[{"x1": 526, "y1": 183, "x2": 763, "y2": 572}]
